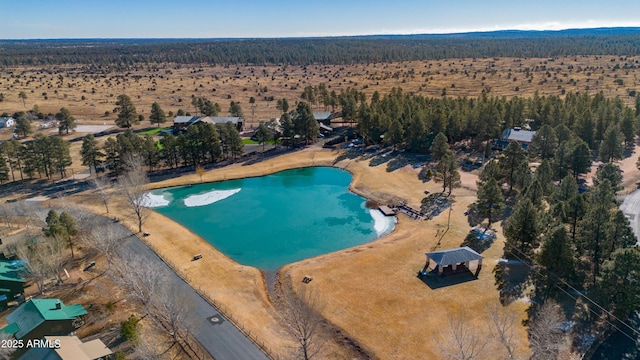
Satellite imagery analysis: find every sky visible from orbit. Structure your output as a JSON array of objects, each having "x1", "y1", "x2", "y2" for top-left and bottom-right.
[{"x1": 1, "y1": 0, "x2": 640, "y2": 39}]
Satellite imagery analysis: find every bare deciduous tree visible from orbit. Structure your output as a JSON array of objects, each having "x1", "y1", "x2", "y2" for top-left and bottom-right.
[
  {"x1": 14, "y1": 236, "x2": 65, "y2": 293},
  {"x1": 486, "y1": 303, "x2": 519, "y2": 359},
  {"x1": 439, "y1": 310, "x2": 488, "y2": 360},
  {"x1": 118, "y1": 156, "x2": 150, "y2": 233},
  {"x1": 147, "y1": 283, "x2": 193, "y2": 352},
  {"x1": 280, "y1": 285, "x2": 326, "y2": 360},
  {"x1": 529, "y1": 300, "x2": 566, "y2": 360},
  {"x1": 92, "y1": 175, "x2": 113, "y2": 214},
  {"x1": 109, "y1": 254, "x2": 163, "y2": 306},
  {"x1": 84, "y1": 224, "x2": 128, "y2": 269}
]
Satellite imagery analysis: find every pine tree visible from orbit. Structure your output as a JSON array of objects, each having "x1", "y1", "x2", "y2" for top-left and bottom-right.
[
  {"x1": 55, "y1": 107, "x2": 76, "y2": 134},
  {"x1": 229, "y1": 101, "x2": 243, "y2": 117},
  {"x1": 528, "y1": 125, "x2": 558, "y2": 159},
  {"x1": 0, "y1": 149, "x2": 8, "y2": 183},
  {"x1": 476, "y1": 178, "x2": 504, "y2": 229},
  {"x1": 149, "y1": 102, "x2": 167, "y2": 127},
  {"x1": 434, "y1": 151, "x2": 461, "y2": 195},
  {"x1": 500, "y1": 141, "x2": 528, "y2": 194},
  {"x1": 14, "y1": 116, "x2": 32, "y2": 138},
  {"x1": 225, "y1": 122, "x2": 244, "y2": 158},
  {"x1": 115, "y1": 94, "x2": 138, "y2": 128},
  {"x1": 595, "y1": 163, "x2": 623, "y2": 193},
  {"x1": 551, "y1": 174, "x2": 578, "y2": 205},
  {"x1": 58, "y1": 212, "x2": 78, "y2": 258},
  {"x1": 255, "y1": 122, "x2": 272, "y2": 151},
  {"x1": 81, "y1": 134, "x2": 104, "y2": 174},
  {"x1": 504, "y1": 198, "x2": 541, "y2": 260},
  {"x1": 598, "y1": 124, "x2": 623, "y2": 162},
  {"x1": 567, "y1": 139, "x2": 592, "y2": 178},
  {"x1": 596, "y1": 248, "x2": 640, "y2": 320},
  {"x1": 537, "y1": 224, "x2": 575, "y2": 300},
  {"x1": 429, "y1": 132, "x2": 449, "y2": 161}
]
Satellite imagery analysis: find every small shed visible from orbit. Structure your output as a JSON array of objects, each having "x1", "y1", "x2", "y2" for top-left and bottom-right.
[{"x1": 421, "y1": 246, "x2": 483, "y2": 277}]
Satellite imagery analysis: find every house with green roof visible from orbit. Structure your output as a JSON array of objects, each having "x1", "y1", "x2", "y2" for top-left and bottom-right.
[
  {"x1": 1, "y1": 299, "x2": 87, "y2": 342},
  {"x1": 0, "y1": 260, "x2": 27, "y2": 302}
]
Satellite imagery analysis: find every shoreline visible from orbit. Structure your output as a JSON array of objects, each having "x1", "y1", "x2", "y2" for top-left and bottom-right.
[{"x1": 130, "y1": 149, "x2": 397, "y2": 357}]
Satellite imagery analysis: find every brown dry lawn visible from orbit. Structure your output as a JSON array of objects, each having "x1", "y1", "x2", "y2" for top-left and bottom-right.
[{"x1": 67, "y1": 147, "x2": 530, "y2": 359}]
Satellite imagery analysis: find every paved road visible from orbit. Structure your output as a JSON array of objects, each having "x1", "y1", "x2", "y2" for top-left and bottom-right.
[
  {"x1": 10, "y1": 203, "x2": 269, "y2": 360},
  {"x1": 114, "y1": 224, "x2": 270, "y2": 360},
  {"x1": 620, "y1": 190, "x2": 640, "y2": 244}
]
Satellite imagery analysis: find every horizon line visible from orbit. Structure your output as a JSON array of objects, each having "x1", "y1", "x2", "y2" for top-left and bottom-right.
[{"x1": 2, "y1": 26, "x2": 639, "y2": 41}]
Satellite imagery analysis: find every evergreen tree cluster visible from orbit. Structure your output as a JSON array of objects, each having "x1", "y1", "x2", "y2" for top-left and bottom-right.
[
  {"x1": 0, "y1": 135, "x2": 72, "y2": 181},
  {"x1": 354, "y1": 89, "x2": 638, "y2": 158},
  {"x1": 2, "y1": 31, "x2": 640, "y2": 66}
]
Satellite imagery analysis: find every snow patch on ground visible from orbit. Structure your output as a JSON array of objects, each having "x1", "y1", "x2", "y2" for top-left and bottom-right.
[
  {"x1": 369, "y1": 209, "x2": 396, "y2": 236},
  {"x1": 139, "y1": 192, "x2": 171, "y2": 208},
  {"x1": 184, "y1": 189, "x2": 241, "y2": 207}
]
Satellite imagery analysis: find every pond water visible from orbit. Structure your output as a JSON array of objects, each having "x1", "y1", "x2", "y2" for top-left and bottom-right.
[{"x1": 144, "y1": 167, "x2": 395, "y2": 270}]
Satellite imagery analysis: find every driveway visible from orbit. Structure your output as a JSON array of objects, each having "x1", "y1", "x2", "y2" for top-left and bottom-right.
[{"x1": 620, "y1": 189, "x2": 640, "y2": 244}]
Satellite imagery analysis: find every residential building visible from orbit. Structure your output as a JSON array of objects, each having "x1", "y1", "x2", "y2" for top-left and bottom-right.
[{"x1": 19, "y1": 335, "x2": 112, "y2": 360}]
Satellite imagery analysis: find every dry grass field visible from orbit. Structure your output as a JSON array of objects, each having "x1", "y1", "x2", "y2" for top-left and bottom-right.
[
  {"x1": 1, "y1": 55, "x2": 639, "y2": 131},
  {"x1": 65, "y1": 148, "x2": 528, "y2": 359},
  {"x1": 2, "y1": 55, "x2": 639, "y2": 358}
]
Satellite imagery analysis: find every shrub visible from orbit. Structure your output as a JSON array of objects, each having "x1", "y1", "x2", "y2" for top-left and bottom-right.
[{"x1": 121, "y1": 314, "x2": 141, "y2": 346}]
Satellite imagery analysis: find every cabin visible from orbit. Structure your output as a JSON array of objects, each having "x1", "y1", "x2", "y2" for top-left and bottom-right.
[
  {"x1": 1, "y1": 299, "x2": 87, "y2": 343},
  {"x1": 20, "y1": 335, "x2": 112, "y2": 360},
  {"x1": 173, "y1": 116, "x2": 244, "y2": 133},
  {"x1": 172, "y1": 116, "x2": 200, "y2": 132},
  {"x1": 0, "y1": 259, "x2": 26, "y2": 301},
  {"x1": 495, "y1": 127, "x2": 536, "y2": 150},
  {"x1": 420, "y1": 246, "x2": 483, "y2": 277},
  {"x1": 199, "y1": 116, "x2": 244, "y2": 131},
  {"x1": 0, "y1": 117, "x2": 15, "y2": 128}
]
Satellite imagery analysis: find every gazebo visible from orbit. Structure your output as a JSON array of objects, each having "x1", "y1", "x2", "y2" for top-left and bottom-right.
[{"x1": 420, "y1": 246, "x2": 483, "y2": 278}]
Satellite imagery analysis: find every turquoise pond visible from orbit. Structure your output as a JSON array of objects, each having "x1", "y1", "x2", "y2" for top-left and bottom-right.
[{"x1": 144, "y1": 167, "x2": 395, "y2": 270}]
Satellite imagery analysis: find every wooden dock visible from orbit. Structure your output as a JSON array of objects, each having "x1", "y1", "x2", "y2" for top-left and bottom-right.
[{"x1": 378, "y1": 205, "x2": 397, "y2": 216}]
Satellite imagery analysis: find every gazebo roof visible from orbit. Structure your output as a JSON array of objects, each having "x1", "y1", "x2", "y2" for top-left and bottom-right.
[{"x1": 426, "y1": 246, "x2": 483, "y2": 267}]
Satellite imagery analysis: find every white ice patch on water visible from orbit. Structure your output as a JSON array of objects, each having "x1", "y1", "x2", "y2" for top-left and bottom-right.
[
  {"x1": 139, "y1": 192, "x2": 171, "y2": 208},
  {"x1": 183, "y1": 189, "x2": 241, "y2": 207},
  {"x1": 369, "y1": 209, "x2": 395, "y2": 236}
]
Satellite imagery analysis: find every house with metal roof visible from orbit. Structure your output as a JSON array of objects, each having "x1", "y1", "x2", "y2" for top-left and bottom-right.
[
  {"x1": 420, "y1": 246, "x2": 484, "y2": 277},
  {"x1": 496, "y1": 127, "x2": 536, "y2": 149},
  {"x1": 0, "y1": 260, "x2": 26, "y2": 302},
  {"x1": 199, "y1": 116, "x2": 244, "y2": 131},
  {"x1": 173, "y1": 116, "x2": 244, "y2": 132},
  {"x1": 20, "y1": 335, "x2": 112, "y2": 360},
  {"x1": 0, "y1": 117, "x2": 15, "y2": 129},
  {"x1": 1, "y1": 298, "x2": 87, "y2": 342}
]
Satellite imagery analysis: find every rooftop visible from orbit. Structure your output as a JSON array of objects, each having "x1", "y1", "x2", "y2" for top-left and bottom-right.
[
  {"x1": 313, "y1": 111, "x2": 332, "y2": 120},
  {"x1": 426, "y1": 246, "x2": 483, "y2": 267},
  {"x1": 3, "y1": 298, "x2": 87, "y2": 339},
  {"x1": 20, "y1": 336, "x2": 112, "y2": 360},
  {"x1": 200, "y1": 116, "x2": 243, "y2": 124},
  {"x1": 0, "y1": 260, "x2": 26, "y2": 283},
  {"x1": 172, "y1": 116, "x2": 199, "y2": 124},
  {"x1": 501, "y1": 128, "x2": 536, "y2": 143}
]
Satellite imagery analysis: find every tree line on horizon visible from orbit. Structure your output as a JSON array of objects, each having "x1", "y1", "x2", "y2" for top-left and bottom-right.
[{"x1": 1, "y1": 34, "x2": 640, "y2": 66}]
